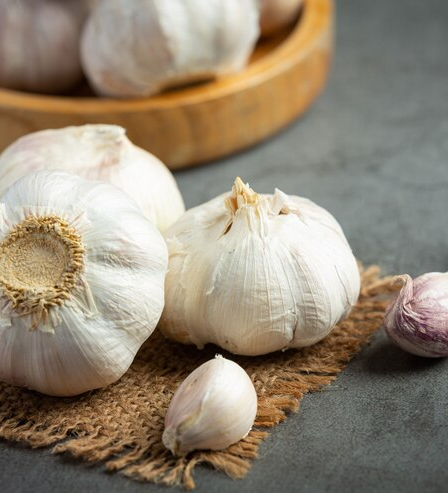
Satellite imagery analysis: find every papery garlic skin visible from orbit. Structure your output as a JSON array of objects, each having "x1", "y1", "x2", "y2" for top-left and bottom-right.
[
  {"x1": 0, "y1": 0, "x2": 88, "y2": 93},
  {"x1": 0, "y1": 170, "x2": 168, "y2": 396},
  {"x1": 0, "y1": 125, "x2": 185, "y2": 232},
  {"x1": 258, "y1": 0, "x2": 303, "y2": 37},
  {"x1": 384, "y1": 273, "x2": 448, "y2": 358},
  {"x1": 81, "y1": 0, "x2": 260, "y2": 98},
  {"x1": 160, "y1": 178, "x2": 360, "y2": 356},
  {"x1": 163, "y1": 355, "x2": 257, "y2": 456}
]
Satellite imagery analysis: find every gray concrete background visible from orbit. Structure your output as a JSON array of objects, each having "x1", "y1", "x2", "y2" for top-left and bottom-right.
[{"x1": 1, "y1": 0, "x2": 448, "y2": 491}]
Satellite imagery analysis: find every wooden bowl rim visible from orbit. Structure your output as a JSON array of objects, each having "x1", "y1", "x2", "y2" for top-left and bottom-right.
[{"x1": 0, "y1": 0, "x2": 330, "y2": 114}]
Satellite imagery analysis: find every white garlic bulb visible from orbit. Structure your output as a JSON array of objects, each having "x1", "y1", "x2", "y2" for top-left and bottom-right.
[
  {"x1": 163, "y1": 355, "x2": 257, "y2": 456},
  {"x1": 258, "y1": 0, "x2": 303, "y2": 37},
  {"x1": 81, "y1": 0, "x2": 260, "y2": 98},
  {"x1": 0, "y1": 0, "x2": 89, "y2": 93},
  {"x1": 160, "y1": 178, "x2": 360, "y2": 356},
  {"x1": 0, "y1": 125, "x2": 185, "y2": 232},
  {"x1": 0, "y1": 170, "x2": 168, "y2": 396}
]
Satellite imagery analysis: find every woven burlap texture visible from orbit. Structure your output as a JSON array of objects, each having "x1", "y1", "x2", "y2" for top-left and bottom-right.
[{"x1": 0, "y1": 265, "x2": 397, "y2": 489}]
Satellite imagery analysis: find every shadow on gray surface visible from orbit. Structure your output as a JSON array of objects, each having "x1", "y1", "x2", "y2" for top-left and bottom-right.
[{"x1": 361, "y1": 336, "x2": 445, "y2": 375}]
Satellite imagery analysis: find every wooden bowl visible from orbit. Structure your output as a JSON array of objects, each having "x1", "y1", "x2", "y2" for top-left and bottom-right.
[{"x1": 0, "y1": 0, "x2": 333, "y2": 170}]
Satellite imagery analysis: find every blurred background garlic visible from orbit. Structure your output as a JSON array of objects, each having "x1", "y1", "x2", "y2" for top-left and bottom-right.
[
  {"x1": 0, "y1": 125, "x2": 185, "y2": 232},
  {"x1": 163, "y1": 355, "x2": 257, "y2": 456},
  {"x1": 258, "y1": 0, "x2": 304, "y2": 37},
  {"x1": 81, "y1": 0, "x2": 260, "y2": 98},
  {"x1": 0, "y1": 0, "x2": 90, "y2": 93},
  {"x1": 0, "y1": 170, "x2": 168, "y2": 396},
  {"x1": 160, "y1": 177, "x2": 360, "y2": 356}
]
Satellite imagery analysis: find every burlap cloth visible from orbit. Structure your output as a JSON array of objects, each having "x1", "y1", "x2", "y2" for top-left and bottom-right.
[{"x1": 0, "y1": 265, "x2": 398, "y2": 489}]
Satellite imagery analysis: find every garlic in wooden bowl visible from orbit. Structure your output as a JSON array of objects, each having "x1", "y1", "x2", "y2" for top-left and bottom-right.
[
  {"x1": 163, "y1": 355, "x2": 257, "y2": 456},
  {"x1": 160, "y1": 178, "x2": 360, "y2": 356},
  {"x1": 80, "y1": 0, "x2": 260, "y2": 98},
  {"x1": 0, "y1": 125, "x2": 185, "y2": 232},
  {"x1": 258, "y1": 0, "x2": 304, "y2": 37},
  {"x1": 0, "y1": 0, "x2": 89, "y2": 93},
  {"x1": 0, "y1": 170, "x2": 168, "y2": 396}
]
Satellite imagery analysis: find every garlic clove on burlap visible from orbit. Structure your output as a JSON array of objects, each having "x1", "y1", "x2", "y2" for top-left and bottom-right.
[
  {"x1": 258, "y1": 0, "x2": 304, "y2": 37},
  {"x1": 160, "y1": 177, "x2": 360, "y2": 356},
  {"x1": 0, "y1": 0, "x2": 90, "y2": 93},
  {"x1": 0, "y1": 125, "x2": 185, "y2": 232},
  {"x1": 163, "y1": 355, "x2": 257, "y2": 456},
  {"x1": 0, "y1": 170, "x2": 168, "y2": 396},
  {"x1": 80, "y1": 0, "x2": 260, "y2": 98}
]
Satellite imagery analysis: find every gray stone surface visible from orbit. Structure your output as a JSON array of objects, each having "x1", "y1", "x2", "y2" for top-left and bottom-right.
[{"x1": 1, "y1": 0, "x2": 448, "y2": 491}]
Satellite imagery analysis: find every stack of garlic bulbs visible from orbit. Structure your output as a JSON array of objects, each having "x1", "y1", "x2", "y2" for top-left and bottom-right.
[{"x1": 0, "y1": 130, "x2": 360, "y2": 457}]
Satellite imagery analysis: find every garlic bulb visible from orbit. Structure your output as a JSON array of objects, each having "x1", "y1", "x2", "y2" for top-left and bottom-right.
[
  {"x1": 258, "y1": 0, "x2": 304, "y2": 37},
  {"x1": 384, "y1": 273, "x2": 448, "y2": 357},
  {"x1": 0, "y1": 0, "x2": 89, "y2": 93},
  {"x1": 160, "y1": 178, "x2": 360, "y2": 356},
  {"x1": 0, "y1": 125, "x2": 185, "y2": 232},
  {"x1": 81, "y1": 0, "x2": 260, "y2": 98},
  {"x1": 163, "y1": 355, "x2": 257, "y2": 456},
  {"x1": 0, "y1": 170, "x2": 167, "y2": 396}
]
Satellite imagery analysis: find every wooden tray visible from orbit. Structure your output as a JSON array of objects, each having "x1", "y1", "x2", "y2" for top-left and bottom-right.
[{"x1": 0, "y1": 0, "x2": 333, "y2": 170}]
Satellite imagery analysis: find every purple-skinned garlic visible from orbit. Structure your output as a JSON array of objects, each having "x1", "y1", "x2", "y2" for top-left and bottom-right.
[{"x1": 384, "y1": 273, "x2": 448, "y2": 357}]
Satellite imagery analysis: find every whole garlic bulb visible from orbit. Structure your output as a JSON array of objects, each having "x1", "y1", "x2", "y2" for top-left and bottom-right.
[
  {"x1": 0, "y1": 0, "x2": 88, "y2": 93},
  {"x1": 0, "y1": 125, "x2": 185, "y2": 232},
  {"x1": 163, "y1": 355, "x2": 257, "y2": 456},
  {"x1": 258, "y1": 0, "x2": 304, "y2": 37},
  {"x1": 81, "y1": 0, "x2": 260, "y2": 98},
  {"x1": 0, "y1": 170, "x2": 168, "y2": 396},
  {"x1": 160, "y1": 178, "x2": 360, "y2": 356},
  {"x1": 384, "y1": 273, "x2": 448, "y2": 357}
]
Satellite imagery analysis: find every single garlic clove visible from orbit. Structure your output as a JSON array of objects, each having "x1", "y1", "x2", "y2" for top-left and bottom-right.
[{"x1": 163, "y1": 355, "x2": 258, "y2": 456}]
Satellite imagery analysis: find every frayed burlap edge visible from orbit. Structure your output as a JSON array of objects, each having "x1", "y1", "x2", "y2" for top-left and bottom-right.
[{"x1": 0, "y1": 265, "x2": 398, "y2": 489}]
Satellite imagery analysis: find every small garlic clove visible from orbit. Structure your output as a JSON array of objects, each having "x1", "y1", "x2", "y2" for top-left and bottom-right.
[{"x1": 163, "y1": 355, "x2": 257, "y2": 456}]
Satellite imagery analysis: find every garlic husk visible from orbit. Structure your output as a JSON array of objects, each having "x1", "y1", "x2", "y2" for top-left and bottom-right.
[
  {"x1": 0, "y1": 0, "x2": 89, "y2": 93},
  {"x1": 384, "y1": 273, "x2": 448, "y2": 357},
  {"x1": 163, "y1": 355, "x2": 257, "y2": 456},
  {"x1": 80, "y1": 0, "x2": 260, "y2": 98},
  {"x1": 0, "y1": 170, "x2": 168, "y2": 396},
  {"x1": 160, "y1": 177, "x2": 360, "y2": 356},
  {"x1": 0, "y1": 125, "x2": 185, "y2": 232},
  {"x1": 258, "y1": 0, "x2": 304, "y2": 37}
]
